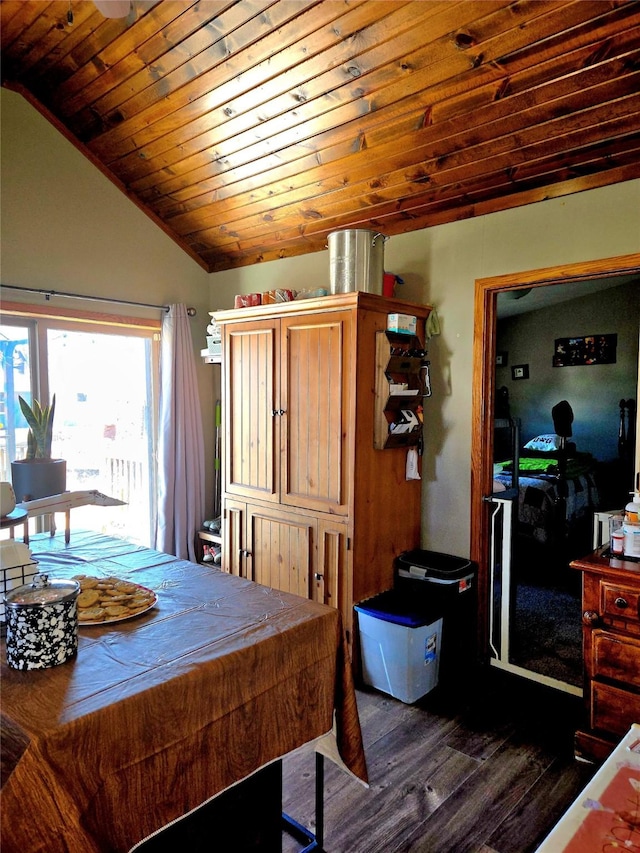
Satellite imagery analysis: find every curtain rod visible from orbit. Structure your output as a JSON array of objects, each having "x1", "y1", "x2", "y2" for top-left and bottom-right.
[{"x1": 1, "y1": 284, "x2": 196, "y2": 316}]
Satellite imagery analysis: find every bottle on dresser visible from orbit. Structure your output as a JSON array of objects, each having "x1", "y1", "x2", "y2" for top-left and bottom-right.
[{"x1": 622, "y1": 489, "x2": 640, "y2": 558}]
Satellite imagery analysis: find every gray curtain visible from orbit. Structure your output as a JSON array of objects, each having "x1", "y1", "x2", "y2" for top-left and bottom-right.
[{"x1": 155, "y1": 304, "x2": 204, "y2": 561}]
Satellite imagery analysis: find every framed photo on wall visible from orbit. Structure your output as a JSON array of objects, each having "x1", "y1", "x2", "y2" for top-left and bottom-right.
[
  {"x1": 511, "y1": 364, "x2": 529, "y2": 380},
  {"x1": 553, "y1": 334, "x2": 617, "y2": 367},
  {"x1": 496, "y1": 351, "x2": 508, "y2": 367}
]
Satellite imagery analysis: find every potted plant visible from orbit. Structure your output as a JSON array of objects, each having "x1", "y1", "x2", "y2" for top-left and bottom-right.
[{"x1": 11, "y1": 394, "x2": 67, "y2": 502}]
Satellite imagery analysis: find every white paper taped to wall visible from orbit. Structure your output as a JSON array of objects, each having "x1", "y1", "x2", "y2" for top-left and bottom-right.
[{"x1": 406, "y1": 448, "x2": 421, "y2": 480}]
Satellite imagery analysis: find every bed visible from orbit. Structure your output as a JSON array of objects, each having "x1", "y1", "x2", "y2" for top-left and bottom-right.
[{"x1": 493, "y1": 430, "x2": 600, "y2": 546}]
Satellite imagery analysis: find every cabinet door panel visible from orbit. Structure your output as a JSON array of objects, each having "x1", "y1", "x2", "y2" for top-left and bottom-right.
[
  {"x1": 223, "y1": 499, "x2": 245, "y2": 577},
  {"x1": 281, "y1": 312, "x2": 350, "y2": 514},
  {"x1": 225, "y1": 322, "x2": 278, "y2": 501},
  {"x1": 248, "y1": 506, "x2": 313, "y2": 599},
  {"x1": 316, "y1": 518, "x2": 352, "y2": 642}
]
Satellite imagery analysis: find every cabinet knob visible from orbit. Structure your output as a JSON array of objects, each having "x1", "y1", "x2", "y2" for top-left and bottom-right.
[
  {"x1": 614, "y1": 596, "x2": 628, "y2": 609},
  {"x1": 238, "y1": 549, "x2": 252, "y2": 558},
  {"x1": 314, "y1": 573, "x2": 324, "y2": 581},
  {"x1": 582, "y1": 610, "x2": 600, "y2": 627}
]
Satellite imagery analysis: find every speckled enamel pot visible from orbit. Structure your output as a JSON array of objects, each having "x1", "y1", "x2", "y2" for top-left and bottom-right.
[{"x1": 4, "y1": 574, "x2": 80, "y2": 670}]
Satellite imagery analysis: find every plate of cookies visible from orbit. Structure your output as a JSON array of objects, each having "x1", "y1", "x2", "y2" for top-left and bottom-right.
[{"x1": 73, "y1": 574, "x2": 158, "y2": 625}]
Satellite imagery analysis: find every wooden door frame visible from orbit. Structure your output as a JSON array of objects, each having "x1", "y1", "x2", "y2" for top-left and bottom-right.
[{"x1": 470, "y1": 252, "x2": 640, "y2": 660}]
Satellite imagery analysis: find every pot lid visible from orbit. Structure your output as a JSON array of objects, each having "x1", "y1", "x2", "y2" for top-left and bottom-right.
[{"x1": 4, "y1": 573, "x2": 79, "y2": 607}]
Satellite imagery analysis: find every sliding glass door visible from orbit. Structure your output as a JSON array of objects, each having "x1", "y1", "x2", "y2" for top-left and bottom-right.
[
  {"x1": 1, "y1": 313, "x2": 159, "y2": 546},
  {"x1": 0, "y1": 323, "x2": 33, "y2": 473}
]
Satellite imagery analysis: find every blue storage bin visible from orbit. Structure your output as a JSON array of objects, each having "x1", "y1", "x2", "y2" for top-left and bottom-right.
[{"x1": 355, "y1": 590, "x2": 442, "y2": 704}]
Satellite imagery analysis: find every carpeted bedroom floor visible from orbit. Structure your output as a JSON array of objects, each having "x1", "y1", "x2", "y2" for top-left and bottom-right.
[
  {"x1": 511, "y1": 578, "x2": 582, "y2": 686},
  {"x1": 496, "y1": 531, "x2": 585, "y2": 688}
]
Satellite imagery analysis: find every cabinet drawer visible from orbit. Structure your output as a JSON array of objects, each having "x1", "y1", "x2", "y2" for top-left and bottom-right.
[
  {"x1": 601, "y1": 582, "x2": 640, "y2": 628},
  {"x1": 591, "y1": 681, "x2": 640, "y2": 737},
  {"x1": 592, "y1": 630, "x2": 640, "y2": 687}
]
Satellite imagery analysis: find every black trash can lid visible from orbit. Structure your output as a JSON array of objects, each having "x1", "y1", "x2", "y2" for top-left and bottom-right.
[{"x1": 395, "y1": 549, "x2": 473, "y2": 581}]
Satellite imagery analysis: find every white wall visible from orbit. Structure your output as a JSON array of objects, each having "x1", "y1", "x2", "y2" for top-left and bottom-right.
[
  {"x1": 3, "y1": 87, "x2": 639, "y2": 555},
  {"x1": 1, "y1": 90, "x2": 210, "y2": 309}
]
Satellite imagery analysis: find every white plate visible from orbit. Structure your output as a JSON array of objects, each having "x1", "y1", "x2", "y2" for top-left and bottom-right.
[{"x1": 77, "y1": 581, "x2": 158, "y2": 627}]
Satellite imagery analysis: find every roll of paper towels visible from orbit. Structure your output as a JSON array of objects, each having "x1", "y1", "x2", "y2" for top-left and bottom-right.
[{"x1": 0, "y1": 540, "x2": 33, "y2": 570}]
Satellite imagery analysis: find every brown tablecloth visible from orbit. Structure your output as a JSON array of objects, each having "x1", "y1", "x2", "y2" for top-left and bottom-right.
[{"x1": 1, "y1": 532, "x2": 367, "y2": 853}]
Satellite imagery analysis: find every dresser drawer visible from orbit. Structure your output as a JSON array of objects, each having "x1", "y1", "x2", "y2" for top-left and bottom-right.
[
  {"x1": 591, "y1": 681, "x2": 640, "y2": 737},
  {"x1": 592, "y1": 630, "x2": 640, "y2": 687},
  {"x1": 601, "y1": 582, "x2": 640, "y2": 629}
]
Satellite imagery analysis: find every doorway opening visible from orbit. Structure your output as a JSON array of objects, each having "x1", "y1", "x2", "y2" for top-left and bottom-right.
[{"x1": 471, "y1": 253, "x2": 640, "y2": 695}]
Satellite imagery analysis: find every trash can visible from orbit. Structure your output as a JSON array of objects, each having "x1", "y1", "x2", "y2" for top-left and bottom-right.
[
  {"x1": 354, "y1": 590, "x2": 443, "y2": 704},
  {"x1": 394, "y1": 549, "x2": 477, "y2": 686}
]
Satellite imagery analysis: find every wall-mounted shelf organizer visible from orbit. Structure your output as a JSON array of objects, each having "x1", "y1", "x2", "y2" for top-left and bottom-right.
[
  {"x1": 374, "y1": 331, "x2": 429, "y2": 449},
  {"x1": 201, "y1": 316, "x2": 223, "y2": 363}
]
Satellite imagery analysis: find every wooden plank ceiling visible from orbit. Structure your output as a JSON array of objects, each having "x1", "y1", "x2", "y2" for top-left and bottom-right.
[{"x1": 2, "y1": 0, "x2": 639, "y2": 273}]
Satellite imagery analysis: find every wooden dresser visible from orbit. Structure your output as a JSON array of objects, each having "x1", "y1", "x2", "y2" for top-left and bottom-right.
[{"x1": 571, "y1": 549, "x2": 640, "y2": 763}]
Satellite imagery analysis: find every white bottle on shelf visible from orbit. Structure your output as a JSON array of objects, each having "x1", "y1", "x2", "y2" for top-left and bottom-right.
[{"x1": 622, "y1": 490, "x2": 640, "y2": 557}]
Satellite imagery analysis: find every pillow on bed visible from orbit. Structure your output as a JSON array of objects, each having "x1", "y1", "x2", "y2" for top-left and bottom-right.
[{"x1": 523, "y1": 433, "x2": 561, "y2": 452}]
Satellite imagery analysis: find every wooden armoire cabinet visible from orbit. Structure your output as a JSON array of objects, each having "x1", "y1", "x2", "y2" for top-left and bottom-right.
[{"x1": 215, "y1": 292, "x2": 432, "y2": 649}]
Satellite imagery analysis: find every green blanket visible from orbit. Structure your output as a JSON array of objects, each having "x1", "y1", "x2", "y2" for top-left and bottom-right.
[{"x1": 498, "y1": 454, "x2": 595, "y2": 479}]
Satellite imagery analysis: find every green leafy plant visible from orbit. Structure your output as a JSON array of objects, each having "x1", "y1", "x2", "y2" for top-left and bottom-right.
[{"x1": 18, "y1": 395, "x2": 56, "y2": 459}]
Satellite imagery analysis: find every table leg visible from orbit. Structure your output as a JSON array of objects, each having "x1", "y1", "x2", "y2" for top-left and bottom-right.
[
  {"x1": 282, "y1": 752, "x2": 325, "y2": 852},
  {"x1": 46, "y1": 511, "x2": 70, "y2": 543},
  {"x1": 315, "y1": 752, "x2": 324, "y2": 850}
]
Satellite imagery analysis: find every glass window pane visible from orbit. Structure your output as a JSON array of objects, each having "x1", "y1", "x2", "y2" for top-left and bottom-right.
[
  {"x1": 47, "y1": 328, "x2": 156, "y2": 546},
  {"x1": 0, "y1": 324, "x2": 33, "y2": 482}
]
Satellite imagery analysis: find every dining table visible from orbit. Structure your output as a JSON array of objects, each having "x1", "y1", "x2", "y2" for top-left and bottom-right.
[{"x1": 0, "y1": 530, "x2": 368, "y2": 853}]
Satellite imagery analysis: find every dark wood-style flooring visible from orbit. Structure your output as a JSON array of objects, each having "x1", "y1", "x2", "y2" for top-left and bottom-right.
[{"x1": 282, "y1": 668, "x2": 597, "y2": 853}]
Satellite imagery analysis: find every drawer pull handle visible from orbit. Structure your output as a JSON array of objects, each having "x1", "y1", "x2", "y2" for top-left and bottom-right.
[
  {"x1": 582, "y1": 610, "x2": 600, "y2": 627},
  {"x1": 614, "y1": 596, "x2": 629, "y2": 609}
]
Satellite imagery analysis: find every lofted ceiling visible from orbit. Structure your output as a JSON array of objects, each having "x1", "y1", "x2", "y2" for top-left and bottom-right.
[{"x1": 2, "y1": 0, "x2": 640, "y2": 274}]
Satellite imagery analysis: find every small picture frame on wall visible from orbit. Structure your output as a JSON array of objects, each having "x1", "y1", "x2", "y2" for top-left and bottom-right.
[
  {"x1": 511, "y1": 364, "x2": 529, "y2": 381},
  {"x1": 496, "y1": 351, "x2": 508, "y2": 367}
]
